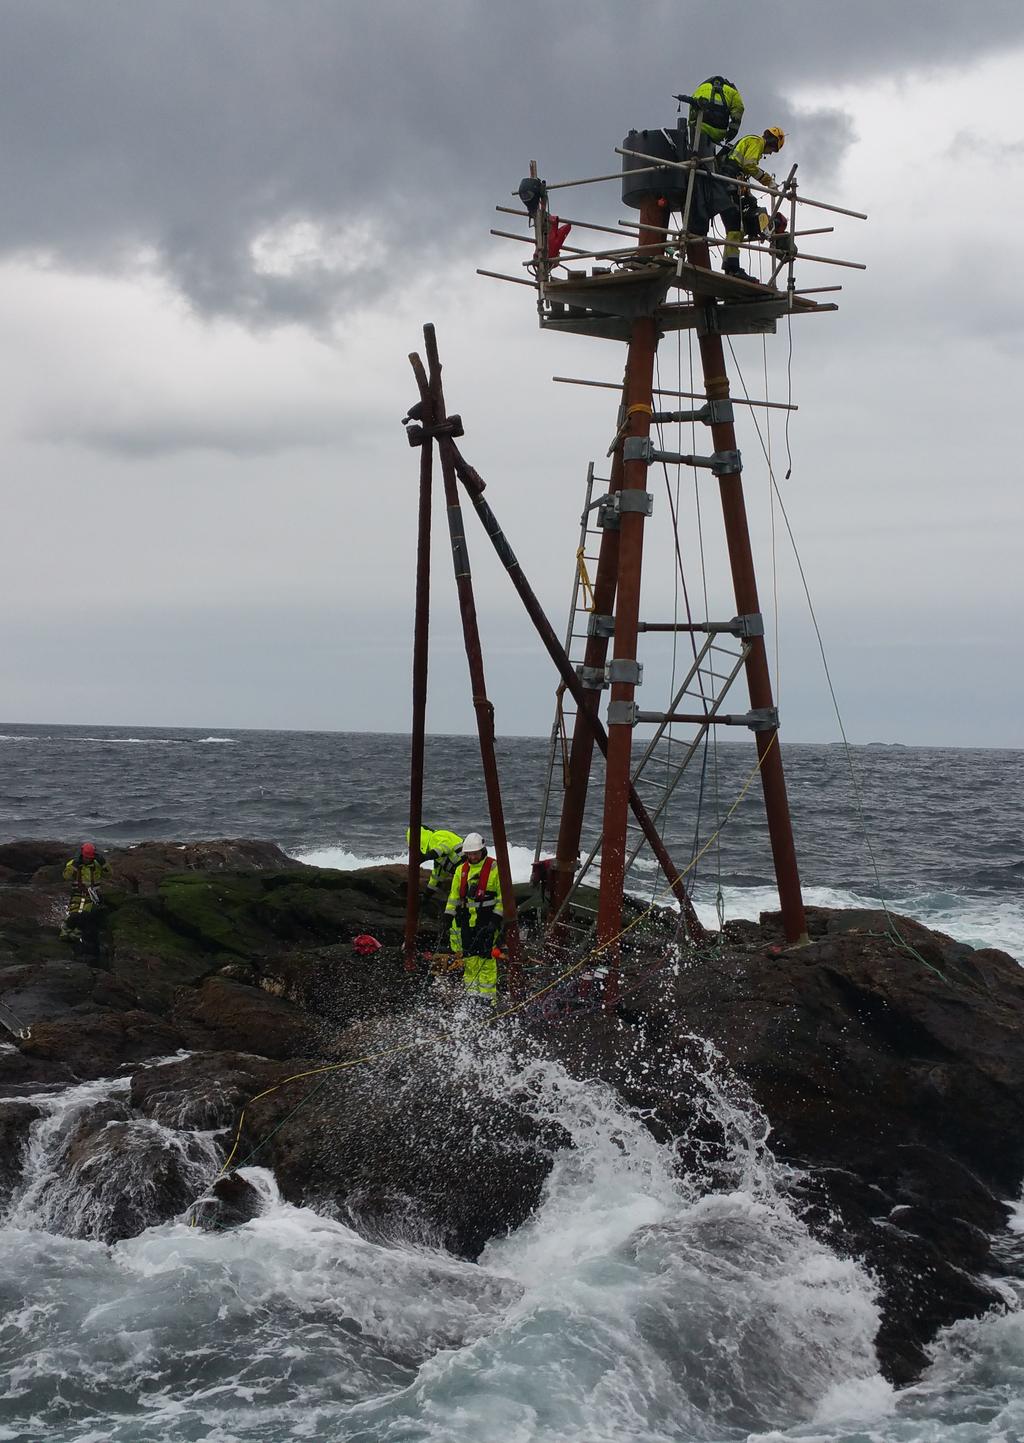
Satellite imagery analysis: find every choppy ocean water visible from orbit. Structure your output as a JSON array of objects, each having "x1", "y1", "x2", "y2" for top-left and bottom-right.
[
  {"x1": 0, "y1": 722, "x2": 1020, "y2": 956},
  {"x1": 0, "y1": 721, "x2": 1022, "y2": 1443}
]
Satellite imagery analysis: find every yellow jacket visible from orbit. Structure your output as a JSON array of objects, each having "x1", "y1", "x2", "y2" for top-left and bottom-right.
[
  {"x1": 446, "y1": 854, "x2": 504, "y2": 955},
  {"x1": 691, "y1": 77, "x2": 744, "y2": 143},
  {"x1": 724, "y1": 134, "x2": 775, "y2": 188},
  {"x1": 63, "y1": 856, "x2": 110, "y2": 891},
  {"x1": 407, "y1": 826, "x2": 463, "y2": 890}
]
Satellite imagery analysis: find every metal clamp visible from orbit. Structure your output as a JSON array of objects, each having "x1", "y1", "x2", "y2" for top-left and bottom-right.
[
  {"x1": 606, "y1": 700, "x2": 639, "y2": 726},
  {"x1": 597, "y1": 491, "x2": 654, "y2": 530},
  {"x1": 587, "y1": 613, "x2": 615, "y2": 639},
  {"x1": 622, "y1": 437, "x2": 742, "y2": 475},
  {"x1": 730, "y1": 612, "x2": 764, "y2": 639},
  {"x1": 605, "y1": 659, "x2": 642, "y2": 686},
  {"x1": 709, "y1": 449, "x2": 742, "y2": 475},
  {"x1": 618, "y1": 490, "x2": 654, "y2": 514},
  {"x1": 745, "y1": 707, "x2": 779, "y2": 732},
  {"x1": 576, "y1": 664, "x2": 608, "y2": 690},
  {"x1": 651, "y1": 399, "x2": 734, "y2": 427},
  {"x1": 622, "y1": 436, "x2": 655, "y2": 464}
]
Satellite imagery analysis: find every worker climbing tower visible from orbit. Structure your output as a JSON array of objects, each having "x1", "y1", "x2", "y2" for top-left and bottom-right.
[{"x1": 485, "y1": 108, "x2": 867, "y2": 963}]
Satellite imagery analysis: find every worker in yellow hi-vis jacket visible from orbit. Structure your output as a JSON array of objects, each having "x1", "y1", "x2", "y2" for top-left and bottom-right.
[
  {"x1": 445, "y1": 833, "x2": 503, "y2": 1004},
  {"x1": 60, "y1": 842, "x2": 111, "y2": 953},
  {"x1": 718, "y1": 127, "x2": 786, "y2": 278},
  {"x1": 689, "y1": 75, "x2": 745, "y2": 145}
]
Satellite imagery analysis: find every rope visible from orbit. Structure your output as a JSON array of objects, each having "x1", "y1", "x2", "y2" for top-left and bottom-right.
[
  {"x1": 724, "y1": 339, "x2": 948, "y2": 984},
  {"x1": 575, "y1": 546, "x2": 595, "y2": 611}
]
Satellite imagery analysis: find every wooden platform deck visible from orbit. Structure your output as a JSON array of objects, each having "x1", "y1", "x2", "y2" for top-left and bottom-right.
[{"x1": 539, "y1": 257, "x2": 836, "y2": 340}]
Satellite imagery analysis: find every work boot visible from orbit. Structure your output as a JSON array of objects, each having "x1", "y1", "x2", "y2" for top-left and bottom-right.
[{"x1": 722, "y1": 258, "x2": 752, "y2": 281}]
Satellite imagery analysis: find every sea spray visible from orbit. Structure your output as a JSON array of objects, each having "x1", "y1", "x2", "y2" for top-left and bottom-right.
[{"x1": 0, "y1": 1005, "x2": 894, "y2": 1442}]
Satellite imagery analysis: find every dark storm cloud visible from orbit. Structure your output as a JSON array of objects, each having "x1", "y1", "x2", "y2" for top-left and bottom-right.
[{"x1": 1, "y1": 0, "x2": 1022, "y2": 324}]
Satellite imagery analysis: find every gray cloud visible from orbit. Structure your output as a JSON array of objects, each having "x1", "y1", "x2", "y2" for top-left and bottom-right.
[{"x1": 2, "y1": 1, "x2": 1023, "y2": 323}]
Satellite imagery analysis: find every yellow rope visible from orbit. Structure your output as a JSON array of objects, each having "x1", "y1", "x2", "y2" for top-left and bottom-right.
[{"x1": 575, "y1": 546, "x2": 595, "y2": 610}]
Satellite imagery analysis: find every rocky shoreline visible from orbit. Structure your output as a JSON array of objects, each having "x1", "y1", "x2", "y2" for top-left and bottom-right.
[{"x1": 1, "y1": 838, "x2": 1022, "y2": 1385}]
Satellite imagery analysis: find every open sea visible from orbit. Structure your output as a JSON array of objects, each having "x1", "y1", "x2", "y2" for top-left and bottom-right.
[{"x1": 0, "y1": 722, "x2": 1022, "y2": 1442}]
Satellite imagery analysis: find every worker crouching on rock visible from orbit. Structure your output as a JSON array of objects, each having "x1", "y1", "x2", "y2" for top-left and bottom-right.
[
  {"x1": 445, "y1": 832, "x2": 503, "y2": 1005},
  {"x1": 59, "y1": 841, "x2": 111, "y2": 953}
]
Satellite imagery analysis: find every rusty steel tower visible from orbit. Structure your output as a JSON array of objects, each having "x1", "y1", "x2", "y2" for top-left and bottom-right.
[{"x1": 487, "y1": 114, "x2": 866, "y2": 965}]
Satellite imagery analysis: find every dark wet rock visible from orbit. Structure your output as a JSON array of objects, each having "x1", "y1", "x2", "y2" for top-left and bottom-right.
[
  {"x1": 1, "y1": 845, "x2": 1023, "y2": 1385},
  {"x1": 0, "y1": 840, "x2": 71, "y2": 881},
  {"x1": 0, "y1": 1098, "x2": 41, "y2": 1205},
  {"x1": 189, "y1": 1170, "x2": 265, "y2": 1231},
  {"x1": 539, "y1": 905, "x2": 1024, "y2": 1385},
  {"x1": 172, "y1": 977, "x2": 316, "y2": 1060},
  {"x1": 20, "y1": 1010, "x2": 187, "y2": 1079},
  {"x1": 241, "y1": 1021, "x2": 567, "y2": 1259},
  {"x1": 0, "y1": 959, "x2": 141, "y2": 1023},
  {"x1": 44, "y1": 1099, "x2": 215, "y2": 1243},
  {"x1": 129, "y1": 1051, "x2": 288, "y2": 1130}
]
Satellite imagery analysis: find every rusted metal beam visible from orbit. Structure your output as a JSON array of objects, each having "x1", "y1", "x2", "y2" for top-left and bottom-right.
[
  {"x1": 413, "y1": 325, "x2": 525, "y2": 995},
  {"x1": 684, "y1": 239, "x2": 808, "y2": 946},
  {"x1": 402, "y1": 369, "x2": 433, "y2": 971},
  {"x1": 596, "y1": 198, "x2": 666, "y2": 989}
]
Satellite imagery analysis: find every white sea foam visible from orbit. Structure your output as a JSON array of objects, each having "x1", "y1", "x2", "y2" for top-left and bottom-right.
[{"x1": 292, "y1": 842, "x2": 541, "y2": 885}]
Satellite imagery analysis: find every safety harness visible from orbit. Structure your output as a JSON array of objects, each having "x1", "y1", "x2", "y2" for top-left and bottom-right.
[
  {"x1": 696, "y1": 76, "x2": 736, "y2": 133},
  {"x1": 458, "y1": 856, "x2": 495, "y2": 905}
]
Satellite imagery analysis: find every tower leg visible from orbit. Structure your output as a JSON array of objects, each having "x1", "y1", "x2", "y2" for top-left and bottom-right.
[
  {"x1": 403, "y1": 400, "x2": 433, "y2": 971},
  {"x1": 550, "y1": 410, "x2": 625, "y2": 921},
  {"x1": 686, "y1": 240, "x2": 808, "y2": 945},
  {"x1": 596, "y1": 199, "x2": 666, "y2": 972}
]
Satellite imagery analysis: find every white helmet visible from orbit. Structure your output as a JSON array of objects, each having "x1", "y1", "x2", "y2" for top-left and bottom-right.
[{"x1": 461, "y1": 832, "x2": 487, "y2": 854}]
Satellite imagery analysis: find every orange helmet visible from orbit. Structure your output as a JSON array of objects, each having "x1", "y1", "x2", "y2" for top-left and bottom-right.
[{"x1": 81, "y1": 842, "x2": 96, "y2": 860}]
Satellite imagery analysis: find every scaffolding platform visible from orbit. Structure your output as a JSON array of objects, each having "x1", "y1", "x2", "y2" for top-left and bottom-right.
[{"x1": 540, "y1": 258, "x2": 837, "y2": 340}]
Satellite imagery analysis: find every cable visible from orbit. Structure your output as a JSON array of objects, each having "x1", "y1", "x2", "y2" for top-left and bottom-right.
[{"x1": 724, "y1": 341, "x2": 948, "y2": 984}]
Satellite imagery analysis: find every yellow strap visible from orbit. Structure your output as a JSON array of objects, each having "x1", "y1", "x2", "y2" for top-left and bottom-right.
[
  {"x1": 575, "y1": 546, "x2": 595, "y2": 610},
  {"x1": 625, "y1": 403, "x2": 653, "y2": 419}
]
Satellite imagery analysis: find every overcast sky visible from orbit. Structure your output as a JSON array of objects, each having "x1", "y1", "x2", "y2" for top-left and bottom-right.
[{"x1": 2, "y1": 1, "x2": 1022, "y2": 746}]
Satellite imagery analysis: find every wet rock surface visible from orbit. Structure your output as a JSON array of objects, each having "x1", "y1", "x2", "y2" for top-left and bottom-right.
[{"x1": 0, "y1": 840, "x2": 1022, "y2": 1385}]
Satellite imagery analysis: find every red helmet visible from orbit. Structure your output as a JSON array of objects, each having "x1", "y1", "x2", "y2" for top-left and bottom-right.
[
  {"x1": 81, "y1": 842, "x2": 96, "y2": 860},
  {"x1": 352, "y1": 934, "x2": 382, "y2": 956}
]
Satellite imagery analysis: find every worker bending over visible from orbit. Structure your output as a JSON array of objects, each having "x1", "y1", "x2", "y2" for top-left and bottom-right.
[
  {"x1": 60, "y1": 842, "x2": 111, "y2": 951},
  {"x1": 719, "y1": 126, "x2": 785, "y2": 278},
  {"x1": 407, "y1": 825, "x2": 463, "y2": 900},
  {"x1": 689, "y1": 75, "x2": 744, "y2": 147},
  {"x1": 445, "y1": 832, "x2": 503, "y2": 1005}
]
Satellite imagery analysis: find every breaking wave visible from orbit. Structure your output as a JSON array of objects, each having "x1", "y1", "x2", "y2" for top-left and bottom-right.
[{"x1": 0, "y1": 1019, "x2": 898, "y2": 1442}]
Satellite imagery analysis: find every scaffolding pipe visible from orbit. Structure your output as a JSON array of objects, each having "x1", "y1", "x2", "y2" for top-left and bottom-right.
[
  {"x1": 552, "y1": 376, "x2": 797, "y2": 411},
  {"x1": 684, "y1": 238, "x2": 809, "y2": 945},
  {"x1": 615, "y1": 146, "x2": 869, "y2": 219}
]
